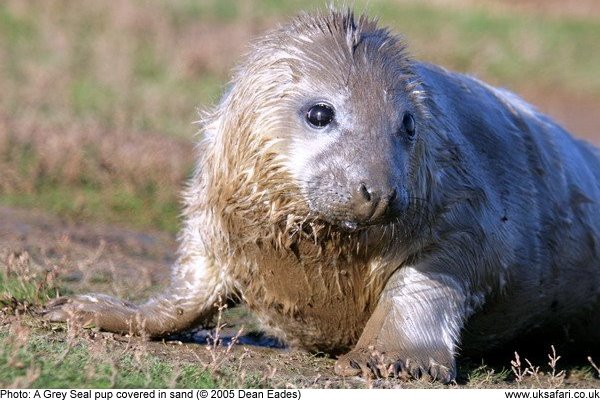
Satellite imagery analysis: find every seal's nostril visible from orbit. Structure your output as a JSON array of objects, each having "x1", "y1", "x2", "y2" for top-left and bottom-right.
[
  {"x1": 351, "y1": 183, "x2": 396, "y2": 223},
  {"x1": 359, "y1": 183, "x2": 372, "y2": 202}
]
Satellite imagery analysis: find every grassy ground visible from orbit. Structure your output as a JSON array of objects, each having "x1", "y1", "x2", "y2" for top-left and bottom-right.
[
  {"x1": 1, "y1": 0, "x2": 600, "y2": 389},
  {"x1": 0, "y1": 252, "x2": 217, "y2": 388},
  {"x1": 2, "y1": 208, "x2": 600, "y2": 388}
]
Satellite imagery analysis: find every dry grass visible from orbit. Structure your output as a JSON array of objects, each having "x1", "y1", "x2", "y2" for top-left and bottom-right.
[
  {"x1": 197, "y1": 297, "x2": 252, "y2": 387},
  {"x1": 0, "y1": 251, "x2": 58, "y2": 315},
  {"x1": 0, "y1": 118, "x2": 193, "y2": 195},
  {"x1": 510, "y1": 346, "x2": 566, "y2": 389},
  {"x1": 588, "y1": 357, "x2": 600, "y2": 379},
  {"x1": 0, "y1": 115, "x2": 194, "y2": 231},
  {"x1": 0, "y1": 1, "x2": 256, "y2": 135}
]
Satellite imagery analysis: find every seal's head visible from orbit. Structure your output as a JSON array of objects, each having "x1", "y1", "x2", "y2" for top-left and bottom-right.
[
  {"x1": 203, "y1": 10, "x2": 429, "y2": 237},
  {"x1": 277, "y1": 11, "x2": 427, "y2": 230}
]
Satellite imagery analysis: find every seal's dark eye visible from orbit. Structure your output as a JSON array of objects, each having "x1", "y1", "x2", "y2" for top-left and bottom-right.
[
  {"x1": 402, "y1": 112, "x2": 416, "y2": 139},
  {"x1": 306, "y1": 103, "x2": 335, "y2": 128}
]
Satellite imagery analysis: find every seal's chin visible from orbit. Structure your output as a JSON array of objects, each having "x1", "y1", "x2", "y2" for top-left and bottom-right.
[
  {"x1": 338, "y1": 216, "x2": 400, "y2": 232},
  {"x1": 318, "y1": 212, "x2": 402, "y2": 233}
]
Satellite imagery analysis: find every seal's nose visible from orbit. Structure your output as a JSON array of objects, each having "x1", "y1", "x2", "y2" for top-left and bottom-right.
[{"x1": 350, "y1": 183, "x2": 397, "y2": 224}]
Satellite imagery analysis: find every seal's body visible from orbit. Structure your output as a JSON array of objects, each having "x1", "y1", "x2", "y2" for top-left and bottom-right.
[{"x1": 45, "y1": 11, "x2": 600, "y2": 382}]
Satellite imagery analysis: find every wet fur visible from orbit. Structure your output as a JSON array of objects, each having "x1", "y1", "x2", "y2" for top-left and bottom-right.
[{"x1": 45, "y1": 10, "x2": 600, "y2": 382}]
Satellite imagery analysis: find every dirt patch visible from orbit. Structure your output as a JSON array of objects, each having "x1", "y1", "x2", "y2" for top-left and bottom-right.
[{"x1": 0, "y1": 206, "x2": 175, "y2": 298}]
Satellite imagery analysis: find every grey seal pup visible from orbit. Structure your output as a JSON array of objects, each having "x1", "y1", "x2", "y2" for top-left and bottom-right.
[{"x1": 44, "y1": 10, "x2": 600, "y2": 382}]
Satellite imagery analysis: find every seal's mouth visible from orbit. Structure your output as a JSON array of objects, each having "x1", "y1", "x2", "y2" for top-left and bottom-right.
[
  {"x1": 304, "y1": 197, "x2": 405, "y2": 234},
  {"x1": 311, "y1": 210, "x2": 402, "y2": 234},
  {"x1": 336, "y1": 214, "x2": 400, "y2": 232}
]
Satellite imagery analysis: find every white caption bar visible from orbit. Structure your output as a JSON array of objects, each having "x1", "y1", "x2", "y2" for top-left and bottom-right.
[{"x1": 0, "y1": 389, "x2": 599, "y2": 400}]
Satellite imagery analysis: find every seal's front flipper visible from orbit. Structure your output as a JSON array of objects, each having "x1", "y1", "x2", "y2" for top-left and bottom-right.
[
  {"x1": 43, "y1": 255, "x2": 230, "y2": 337},
  {"x1": 334, "y1": 266, "x2": 469, "y2": 383},
  {"x1": 44, "y1": 293, "x2": 145, "y2": 333}
]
